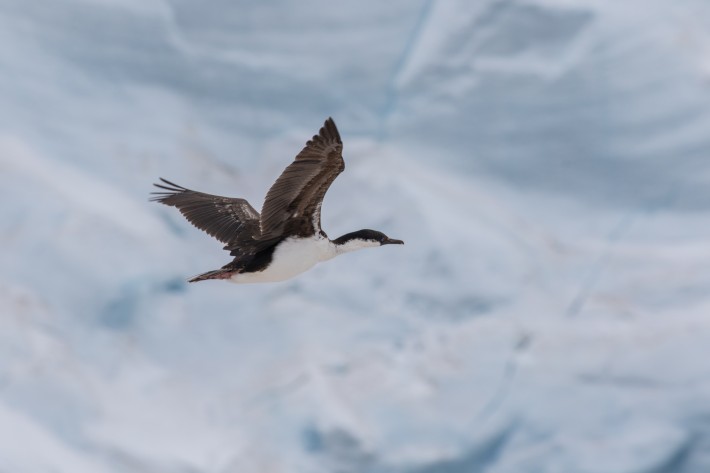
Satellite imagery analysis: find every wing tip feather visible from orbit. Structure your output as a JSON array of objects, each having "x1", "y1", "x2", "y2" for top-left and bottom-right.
[
  {"x1": 150, "y1": 178, "x2": 189, "y2": 202},
  {"x1": 320, "y1": 117, "x2": 341, "y2": 144}
]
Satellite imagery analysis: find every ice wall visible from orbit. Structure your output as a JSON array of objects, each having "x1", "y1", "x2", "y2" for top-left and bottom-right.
[{"x1": 1, "y1": 0, "x2": 710, "y2": 472}]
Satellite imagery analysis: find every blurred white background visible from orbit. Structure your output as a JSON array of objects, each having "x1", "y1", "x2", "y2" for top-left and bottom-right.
[{"x1": 1, "y1": 1, "x2": 710, "y2": 472}]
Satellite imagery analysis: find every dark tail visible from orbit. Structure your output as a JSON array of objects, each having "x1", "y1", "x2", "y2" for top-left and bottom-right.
[{"x1": 188, "y1": 269, "x2": 235, "y2": 283}]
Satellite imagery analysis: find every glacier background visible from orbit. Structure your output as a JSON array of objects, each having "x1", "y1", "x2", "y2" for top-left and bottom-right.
[{"x1": 1, "y1": 0, "x2": 710, "y2": 471}]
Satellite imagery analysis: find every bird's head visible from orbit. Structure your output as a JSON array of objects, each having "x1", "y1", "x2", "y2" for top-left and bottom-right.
[{"x1": 333, "y1": 229, "x2": 404, "y2": 252}]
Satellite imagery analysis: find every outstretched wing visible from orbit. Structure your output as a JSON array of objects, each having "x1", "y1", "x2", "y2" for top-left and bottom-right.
[
  {"x1": 259, "y1": 117, "x2": 344, "y2": 238},
  {"x1": 151, "y1": 178, "x2": 261, "y2": 245}
]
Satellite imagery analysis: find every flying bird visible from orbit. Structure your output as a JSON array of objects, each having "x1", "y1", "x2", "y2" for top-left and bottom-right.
[{"x1": 151, "y1": 117, "x2": 403, "y2": 283}]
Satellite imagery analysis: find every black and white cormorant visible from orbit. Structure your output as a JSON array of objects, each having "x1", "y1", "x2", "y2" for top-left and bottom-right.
[{"x1": 151, "y1": 117, "x2": 403, "y2": 283}]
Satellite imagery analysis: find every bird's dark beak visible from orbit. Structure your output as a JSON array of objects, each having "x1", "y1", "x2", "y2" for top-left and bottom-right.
[{"x1": 383, "y1": 238, "x2": 404, "y2": 245}]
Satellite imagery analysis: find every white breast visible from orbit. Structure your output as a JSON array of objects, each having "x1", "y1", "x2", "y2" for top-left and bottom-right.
[{"x1": 229, "y1": 236, "x2": 336, "y2": 284}]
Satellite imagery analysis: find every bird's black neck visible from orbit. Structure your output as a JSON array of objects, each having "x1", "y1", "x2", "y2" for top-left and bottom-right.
[{"x1": 332, "y1": 229, "x2": 374, "y2": 245}]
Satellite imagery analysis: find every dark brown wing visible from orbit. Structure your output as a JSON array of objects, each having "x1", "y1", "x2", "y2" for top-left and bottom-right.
[
  {"x1": 259, "y1": 117, "x2": 344, "y2": 238},
  {"x1": 151, "y1": 178, "x2": 261, "y2": 245}
]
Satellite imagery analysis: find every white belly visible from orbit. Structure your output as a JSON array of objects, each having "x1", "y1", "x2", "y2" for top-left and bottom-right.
[{"x1": 229, "y1": 237, "x2": 335, "y2": 284}]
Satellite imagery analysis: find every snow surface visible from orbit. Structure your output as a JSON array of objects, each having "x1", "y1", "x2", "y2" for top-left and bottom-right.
[{"x1": 1, "y1": 0, "x2": 710, "y2": 471}]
